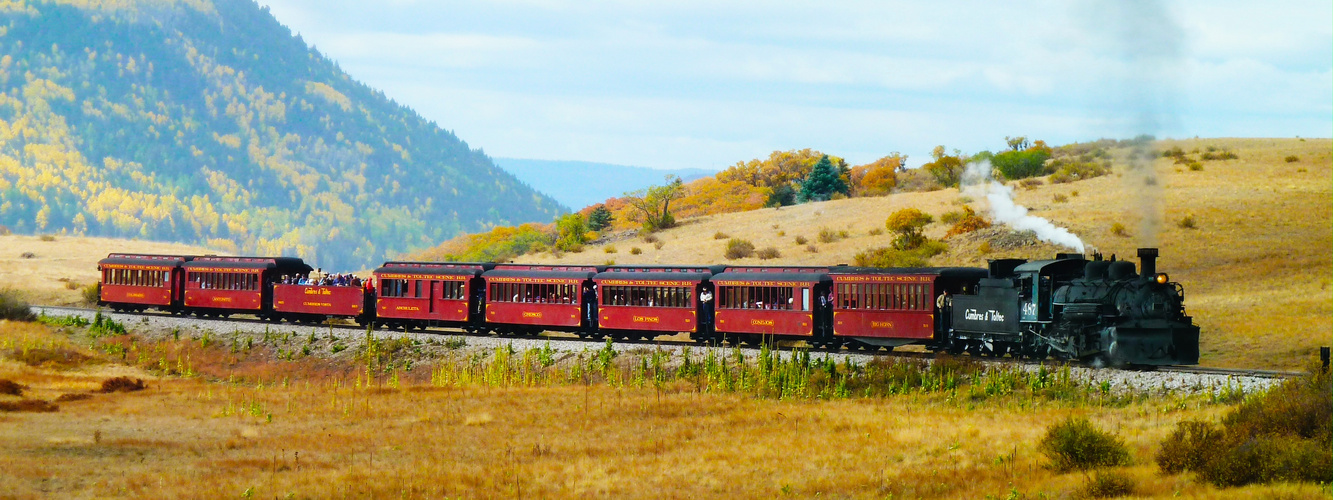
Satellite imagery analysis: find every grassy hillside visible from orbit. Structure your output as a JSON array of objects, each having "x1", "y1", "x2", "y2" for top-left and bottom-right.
[
  {"x1": 0, "y1": 0, "x2": 562, "y2": 270},
  {"x1": 514, "y1": 138, "x2": 1331, "y2": 370},
  {"x1": 0, "y1": 234, "x2": 217, "y2": 306}
]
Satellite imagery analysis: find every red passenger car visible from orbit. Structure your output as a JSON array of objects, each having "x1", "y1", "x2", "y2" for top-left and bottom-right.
[
  {"x1": 183, "y1": 256, "x2": 311, "y2": 317},
  {"x1": 97, "y1": 253, "x2": 195, "y2": 312},
  {"x1": 273, "y1": 283, "x2": 368, "y2": 324},
  {"x1": 372, "y1": 262, "x2": 493, "y2": 331},
  {"x1": 482, "y1": 265, "x2": 603, "y2": 336},
  {"x1": 593, "y1": 265, "x2": 723, "y2": 341},
  {"x1": 711, "y1": 267, "x2": 833, "y2": 346},
  {"x1": 828, "y1": 266, "x2": 987, "y2": 351}
]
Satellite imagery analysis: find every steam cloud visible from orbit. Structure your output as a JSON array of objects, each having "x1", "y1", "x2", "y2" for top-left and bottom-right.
[{"x1": 962, "y1": 160, "x2": 1086, "y2": 253}]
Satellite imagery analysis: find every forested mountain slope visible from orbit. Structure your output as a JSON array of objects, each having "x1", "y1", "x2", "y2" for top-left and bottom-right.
[{"x1": 0, "y1": 0, "x2": 562, "y2": 269}]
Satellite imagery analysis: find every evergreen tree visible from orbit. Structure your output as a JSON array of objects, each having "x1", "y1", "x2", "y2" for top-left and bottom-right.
[
  {"x1": 765, "y1": 184, "x2": 796, "y2": 207},
  {"x1": 587, "y1": 205, "x2": 613, "y2": 231},
  {"x1": 798, "y1": 155, "x2": 848, "y2": 202}
]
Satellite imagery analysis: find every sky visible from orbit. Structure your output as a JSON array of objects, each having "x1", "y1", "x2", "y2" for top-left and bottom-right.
[{"x1": 260, "y1": 0, "x2": 1332, "y2": 170}]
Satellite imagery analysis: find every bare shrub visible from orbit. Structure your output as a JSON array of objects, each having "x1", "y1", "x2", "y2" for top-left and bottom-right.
[
  {"x1": 1039, "y1": 416, "x2": 1131, "y2": 472},
  {"x1": 1284, "y1": 155, "x2": 1300, "y2": 163},
  {"x1": 724, "y1": 239, "x2": 755, "y2": 260},
  {"x1": 604, "y1": 245, "x2": 617, "y2": 254},
  {"x1": 1200, "y1": 150, "x2": 1238, "y2": 161},
  {"x1": 0, "y1": 379, "x2": 23, "y2": 396},
  {"x1": 1156, "y1": 369, "x2": 1331, "y2": 487},
  {"x1": 1177, "y1": 215, "x2": 1197, "y2": 229},
  {"x1": 1052, "y1": 193, "x2": 1068, "y2": 203},
  {"x1": 1050, "y1": 161, "x2": 1109, "y2": 184},
  {"x1": 1110, "y1": 223, "x2": 1129, "y2": 238},
  {"x1": 805, "y1": 245, "x2": 818, "y2": 253},
  {"x1": 853, "y1": 241, "x2": 947, "y2": 268},
  {"x1": 0, "y1": 399, "x2": 58, "y2": 413},
  {"x1": 817, "y1": 227, "x2": 842, "y2": 244},
  {"x1": 1019, "y1": 178, "x2": 1044, "y2": 189},
  {"x1": 756, "y1": 247, "x2": 781, "y2": 260},
  {"x1": 1079, "y1": 470, "x2": 1135, "y2": 498},
  {"x1": 629, "y1": 247, "x2": 642, "y2": 255},
  {"x1": 11, "y1": 347, "x2": 91, "y2": 368},
  {"x1": 55, "y1": 393, "x2": 93, "y2": 402},
  {"x1": 653, "y1": 240, "x2": 665, "y2": 250},
  {"x1": 1187, "y1": 162, "x2": 1203, "y2": 171},
  {"x1": 39, "y1": 234, "x2": 55, "y2": 242},
  {"x1": 98, "y1": 377, "x2": 146, "y2": 393},
  {"x1": 794, "y1": 235, "x2": 808, "y2": 245},
  {"x1": 642, "y1": 234, "x2": 659, "y2": 244},
  {"x1": 713, "y1": 231, "x2": 729, "y2": 240},
  {"x1": 0, "y1": 289, "x2": 34, "y2": 321},
  {"x1": 867, "y1": 228, "x2": 883, "y2": 236},
  {"x1": 19, "y1": 252, "x2": 34, "y2": 259},
  {"x1": 1155, "y1": 420, "x2": 1221, "y2": 474}
]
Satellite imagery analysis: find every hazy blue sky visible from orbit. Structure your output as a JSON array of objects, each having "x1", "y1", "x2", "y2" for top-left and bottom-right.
[{"x1": 261, "y1": 0, "x2": 1331, "y2": 170}]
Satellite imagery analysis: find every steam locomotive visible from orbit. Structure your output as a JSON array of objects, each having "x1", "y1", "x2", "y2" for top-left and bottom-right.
[
  {"x1": 947, "y1": 248, "x2": 1199, "y2": 365},
  {"x1": 95, "y1": 247, "x2": 1200, "y2": 366}
]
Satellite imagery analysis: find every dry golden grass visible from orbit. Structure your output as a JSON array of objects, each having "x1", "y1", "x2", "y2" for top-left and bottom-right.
[
  {"x1": 0, "y1": 235, "x2": 216, "y2": 306},
  {"x1": 524, "y1": 138, "x2": 1330, "y2": 370},
  {"x1": 0, "y1": 321, "x2": 1329, "y2": 499}
]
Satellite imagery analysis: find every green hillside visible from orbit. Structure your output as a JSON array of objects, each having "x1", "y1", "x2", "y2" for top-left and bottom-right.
[{"x1": 0, "y1": 0, "x2": 562, "y2": 269}]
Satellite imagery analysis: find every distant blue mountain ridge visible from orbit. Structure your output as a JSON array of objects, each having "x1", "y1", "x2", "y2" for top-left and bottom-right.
[{"x1": 493, "y1": 158, "x2": 715, "y2": 212}]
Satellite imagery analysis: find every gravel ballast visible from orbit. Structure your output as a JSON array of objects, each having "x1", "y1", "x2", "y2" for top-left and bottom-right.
[{"x1": 32, "y1": 306, "x2": 1285, "y2": 397}]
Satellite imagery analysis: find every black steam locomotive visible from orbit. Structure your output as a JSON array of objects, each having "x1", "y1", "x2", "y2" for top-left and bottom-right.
[{"x1": 946, "y1": 248, "x2": 1200, "y2": 366}]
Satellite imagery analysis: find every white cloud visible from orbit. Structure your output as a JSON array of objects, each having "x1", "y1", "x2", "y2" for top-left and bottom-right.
[{"x1": 259, "y1": 0, "x2": 1332, "y2": 170}]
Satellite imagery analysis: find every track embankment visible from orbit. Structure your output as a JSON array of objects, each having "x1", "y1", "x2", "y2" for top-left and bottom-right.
[{"x1": 32, "y1": 305, "x2": 1291, "y2": 396}]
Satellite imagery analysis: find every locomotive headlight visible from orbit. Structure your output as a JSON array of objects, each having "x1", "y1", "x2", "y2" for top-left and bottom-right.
[{"x1": 1154, "y1": 273, "x2": 1169, "y2": 284}]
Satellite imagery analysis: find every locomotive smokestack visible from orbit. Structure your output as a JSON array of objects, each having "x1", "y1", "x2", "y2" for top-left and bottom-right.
[{"x1": 1138, "y1": 248, "x2": 1158, "y2": 277}]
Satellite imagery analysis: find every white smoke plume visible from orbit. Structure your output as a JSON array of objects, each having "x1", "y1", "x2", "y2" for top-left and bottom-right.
[{"x1": 962, "y1": 160, "x2": 1086, "y2": 253}]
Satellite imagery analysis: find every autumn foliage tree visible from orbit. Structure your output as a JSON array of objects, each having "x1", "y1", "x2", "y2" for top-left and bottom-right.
[
  {"x1": 554, "y1": 213, "x2": 588, "y2": 252},
  {"x1": 717, "y1": 149, "x2": 830, "y2": 188},
  {"x1": 886, "y1": 208, "x2": 934, "y2": 250},
  {"x1": 850, "y1": 154, "x2": 905, "y2": 196},
  {"x1": 923, "y1": 146, "x2": 967, "y2": 188},
  {"x1": 624, "y1": 176, "x2": 687, "y2": 231},
  {"x1": 991, "y1": 136, "x2": 1055, "y2": 180}
]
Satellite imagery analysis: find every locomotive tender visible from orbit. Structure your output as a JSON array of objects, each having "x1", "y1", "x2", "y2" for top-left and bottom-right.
[{"x1": 96, "y1": 247, "x2": 1200, "y2": 366}]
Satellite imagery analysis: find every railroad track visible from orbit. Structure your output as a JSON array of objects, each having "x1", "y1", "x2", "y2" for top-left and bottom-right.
[
  {"x1": 29, "y1": 305, "x2": 1301, "y2": 380},
  {"x1": 1152, "y1": 365, "x2": 1302, "y2": 379}
]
